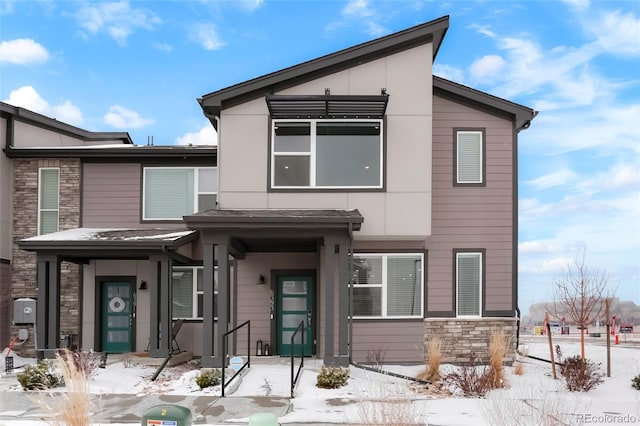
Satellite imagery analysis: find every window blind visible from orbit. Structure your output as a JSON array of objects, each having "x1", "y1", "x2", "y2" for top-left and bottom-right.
[
  {"x1": 457, "y1": 132, "x2": 482, "y2": 183},
  {"x1": 145, "y1": 169, "x2": 194, "y2": 219},
  {"x1": 457, "y1": 253, "x2": 481, "y2": 316}
]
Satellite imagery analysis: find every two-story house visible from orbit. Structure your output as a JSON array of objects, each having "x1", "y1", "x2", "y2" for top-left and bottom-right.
[{"x1": 5, "y1": 15, "x2": 535, "y2": 367}]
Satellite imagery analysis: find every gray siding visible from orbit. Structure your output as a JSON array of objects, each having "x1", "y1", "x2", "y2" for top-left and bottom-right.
[
  {"x1": 351, "y1": 321, "x2": 425, "y2": 363},
  {"x1": 427, "y1": 94, "x2": 515, "y2": 315},
  {"x1": 82, "y1": 162, "x2": 190, "y2": 229},
  {"x1": 0, "y1": 261, "x2": 10, "y2": 349}
]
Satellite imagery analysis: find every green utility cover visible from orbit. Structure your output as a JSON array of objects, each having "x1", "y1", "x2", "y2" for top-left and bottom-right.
[{"x1": 141, "y1": 404, "x2": 192, "y2": 426}]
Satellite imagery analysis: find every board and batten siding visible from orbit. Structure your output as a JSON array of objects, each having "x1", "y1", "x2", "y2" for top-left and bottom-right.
[{"x1": 427, "y1": 94, "x2": 515, "y2": 315}]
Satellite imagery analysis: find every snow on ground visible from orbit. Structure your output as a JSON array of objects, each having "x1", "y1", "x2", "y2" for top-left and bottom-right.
[{"x1": 1, "y1": 334, "x2": 639, "y2": 425}]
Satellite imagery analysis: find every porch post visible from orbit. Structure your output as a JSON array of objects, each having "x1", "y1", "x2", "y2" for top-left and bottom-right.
[
  {"x1": 201, "y1": 241, "x2": 216, "y2": 366},
  {"x1": 337, "y1": 239, "x2": 350, "y2": 361},
  {"x1": 36, "y1": 254, "x2": 60, "y2": 358},
  {"x1": 323, "y1": 239, "x2": 336, "y2": 364},
  {"x1": 149, "y1": 255, "x2": 172, "y2": 357},
  {"x1": 201, "y1": 234, "x2": 230, "y2": 369}
]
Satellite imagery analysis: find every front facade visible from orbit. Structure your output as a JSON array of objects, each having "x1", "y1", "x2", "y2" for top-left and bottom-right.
[{"x1": 4, "y1": 15, "x2": 535, "y2": 366}]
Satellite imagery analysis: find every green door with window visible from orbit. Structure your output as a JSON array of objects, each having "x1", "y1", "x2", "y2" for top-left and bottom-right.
[
  {"x1": 277, "y1": 276, "x2": 314, "y2": 356},
  {"x1": 102, "y1": 282, "x2": 133, "y2": 353}
]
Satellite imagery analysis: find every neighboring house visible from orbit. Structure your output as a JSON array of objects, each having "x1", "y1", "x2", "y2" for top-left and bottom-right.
[
  {"x1": 1, "y1": 102, "x2": 216, "y2": 357},
  {"x1": 4, "y1": 15, "x2": 535, "y2": 367}
]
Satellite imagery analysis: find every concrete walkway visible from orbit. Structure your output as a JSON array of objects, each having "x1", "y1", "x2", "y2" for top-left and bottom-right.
[{"x1": 0, "y1": 390, "x2": 296, "y2": 424}]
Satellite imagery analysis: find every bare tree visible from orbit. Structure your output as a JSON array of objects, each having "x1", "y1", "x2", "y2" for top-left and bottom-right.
[{"x1": 549, "y1": 248, "x2": 611, "y2": 359}]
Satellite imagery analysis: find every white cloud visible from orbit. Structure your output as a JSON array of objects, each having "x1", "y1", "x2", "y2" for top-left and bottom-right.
[
  {"x1": 365, "y1": 21, "x2": 387, "y2": 37},
  {"x1": 342, "y1": 0, "x2": 373, "y2": 17},
  {"x1": 176, "y1": 123, "x2": 217, "y2": 146},
  {"x1": 592, "y1": 11, "x2": 640, "y2": 56},
  {"x1": 75, "y1": 1, "x2": 161, "y2": 46},
  {"x1": 3, "y1": 86, "x2": 84, "y2": 126},
  {"x1": 235, "y1": 0, "x2": 264, "y2": 12},
  {"x1": 103, "y1": 105, "x2": 153, "y2": 129},
  {"x1": 601, "y1": 164, "x2": 640, "y2": 191},
  {"x1": 52, "y1": 101, "x2": 83, "y2": 126},
  {"x1": 433, "y1": 65, "x2": 465, "y2": 83},
  {"x1": 0, "y1": 39, "x2": 49, "y2": 64},
  {"x1": 526, "y1": 169, "x2": 578, "y2": 190},
  {"x1": 560, "y1": 0, "x2": 590, "y2": 11},
  {"x1": 191, "y1": 23, "x2": 225, "y2": 51},
  {"x1": 469, "y1": 54, "x2": 506, "y2": 82},
  {"x1": 154, "y1": 42, "x2": 174, "y2": 53}
]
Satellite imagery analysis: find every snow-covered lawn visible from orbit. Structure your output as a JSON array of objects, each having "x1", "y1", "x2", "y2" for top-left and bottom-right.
[{"x1": 1, "y1": 335, "x2": 639, "y2": 425}]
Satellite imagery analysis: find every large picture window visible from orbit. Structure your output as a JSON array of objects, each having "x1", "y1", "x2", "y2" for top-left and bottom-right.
[
  {"x1": 143, "y1": 167, "x2": 217, "y2": 220},
  {"x1": 455, "y1": 129, "x2": 484, "y2": 185},
  {"x1": 456, "y1": 251, "x2": 483, "y2": 317},
  {"x1": 38, "y1": 168, "x2": 59, "y2": 235},
  {"x1": 271, "y1": 120, "x2": 382, "y2": 189},
  {"x1": 172, "y1": 266, "x2": 217, "y2": 320},
  {"x1": 352, "y1": 253, "x2": 423, "y2": 318}
]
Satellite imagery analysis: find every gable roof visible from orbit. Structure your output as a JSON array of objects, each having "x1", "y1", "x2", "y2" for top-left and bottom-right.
[
  {"x1": 433, "y1": 76, "x2": 537, "y2": 131},
  {"x1": 198, "y1": 16, "x2": 450, "y2": 126},
  {"x1": 1, "y1": 101, "x2": 133, "y2": 145}
]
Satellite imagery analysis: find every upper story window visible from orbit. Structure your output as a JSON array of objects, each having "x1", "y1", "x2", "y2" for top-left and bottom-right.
[
  {"x1": 38, "y1": 167, "x2": 59, "y2": 235},
  {"x1": 271, "y1": 120, "x2": 383, "y2": 189},
  {"x1": 172, "y1": 266, "x2": 217, "y2": 320},
  {"x1": 455, "y1": 129, "x2": 485, "y2": 186},
  {"x1": 351, "y1": 253, "x2": 423, "y2": 319},
  {"x1": 143, "y1": 167, "x2": 217, "y2": 220},
  {"x1": 455, "y1": 250, "x2": 483, "y2": 317}
]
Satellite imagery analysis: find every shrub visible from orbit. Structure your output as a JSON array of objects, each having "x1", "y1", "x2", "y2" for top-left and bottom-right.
[
  {"x1": 555, "y1": 346, "x2": 603, "y2": 392},
  {"x1": 17, "y1": 359, "x2": 63, "y2": 390},
  {"x1": 195, "y1": 369, "x2": 222, "y2": 389},
  {"x1": 62, "y1": 350, "x2": 100, "y2": 378},
  {"x1": 488, "y1": 328, "x2": 510, "y2": 388},
  {"x1": 316, "y1": 366, "x2": 350, "y2": 389},
  {"x1": 416, "y1": 336, "x2": 442, "y2": 382},
  {"x1": 632, "y1": 374, "x2": 640, "y2": 390},
  {"x1": 443, "y1": 352, "x2": 493, "y2": 397}
]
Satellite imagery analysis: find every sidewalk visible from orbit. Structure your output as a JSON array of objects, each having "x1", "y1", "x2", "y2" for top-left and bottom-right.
[{"x1": 0, "y1": 390, "x2": 296, "y2": 424}]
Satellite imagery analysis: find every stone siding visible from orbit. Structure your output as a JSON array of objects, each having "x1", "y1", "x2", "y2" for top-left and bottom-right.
[
  {"x1": 11, "y1": 159, "x2": 81, "y2": 355},
  {"x1": 424, "y1": 318, "x2": 517, "y2": 364}
]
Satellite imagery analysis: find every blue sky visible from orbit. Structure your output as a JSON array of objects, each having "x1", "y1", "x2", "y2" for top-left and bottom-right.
[{"x1": 1, "y1": 0, "x2": 638, "y2": 310}]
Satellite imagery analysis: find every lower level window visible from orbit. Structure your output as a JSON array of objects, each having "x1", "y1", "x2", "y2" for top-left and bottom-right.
[
  {"x1": 352, "y1": 253, "x2": 423, "y2": 318},
  {"x1": 456, "y1": 251, "x2": 483, "y2": 316},
  {"x1": 172, "y1": 266, "x2": 217, "y2": 319}
]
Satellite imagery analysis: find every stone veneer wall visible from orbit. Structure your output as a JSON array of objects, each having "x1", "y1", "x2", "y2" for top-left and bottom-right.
[
  {"x1": 11, "y1": 159, "x2": 81, "y2": 355},
  {"x1": 424, "y1": 318, "x2": 518, "y2": 364}
]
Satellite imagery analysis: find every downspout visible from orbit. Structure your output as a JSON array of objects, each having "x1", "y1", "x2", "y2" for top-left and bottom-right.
[{"x1": 347, "y1": 222, "x2": 353, "y2": 364}]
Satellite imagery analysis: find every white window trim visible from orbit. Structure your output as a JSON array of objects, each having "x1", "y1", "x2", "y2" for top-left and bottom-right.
[
  {"x1": 37, "y1": 167, "x2": 60, "y2": 235},
  {"x1": 172, "y1": 266, "x2": 217, "y2": 320},
  {"x1": 455, "y1": 252, "x2": 483, "y2": 318},
  {"x1": 143, "y1": 167, "x2": 217, "y2": 220},
  {"x1": 271, "y1": 118, "x2": 384, "y2": 189},
  {"x1": 456, "y1": 130, "x2": 483, "y2": 184},
  {"x1": 352, "y1": 253, "x2": 424, "y2": 319}
]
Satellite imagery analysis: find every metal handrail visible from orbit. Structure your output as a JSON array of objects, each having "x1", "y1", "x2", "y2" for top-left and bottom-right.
[
  {"x1": 290, "y1": 320, "x2": 304, "y2": 398},
  {"x1": 221, "y1": 320, "x2": 250, "y2": 397}
]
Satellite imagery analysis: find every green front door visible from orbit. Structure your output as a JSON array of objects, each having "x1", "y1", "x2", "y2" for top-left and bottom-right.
[
  {"x1": 102, "y1": 282, "x2": 133, "y2": 353},
  {"x1": 277, "y1": 276, "x2": 314, "y2": 356}
]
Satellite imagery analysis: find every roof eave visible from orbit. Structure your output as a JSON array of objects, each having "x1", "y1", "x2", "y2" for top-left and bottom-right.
[
  {"x1": 433, "y1": 75, "x2": 537, "y2": 131},
  {"x1": 3, "y1": 146, "x2": 217, "y2": 159}
]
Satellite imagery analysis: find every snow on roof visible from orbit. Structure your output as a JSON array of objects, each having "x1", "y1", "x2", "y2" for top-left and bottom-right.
[{"x1": 23, "y1": 228, "x2": 196, "y2": 242}]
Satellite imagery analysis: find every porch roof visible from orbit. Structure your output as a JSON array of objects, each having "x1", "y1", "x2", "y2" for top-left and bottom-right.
[
  {"x1": 184, "y1": 209, "x2": 363, "y2": 253},
  {"x1": 19, "y1": 228, "x2": 198, "y2": 262}
]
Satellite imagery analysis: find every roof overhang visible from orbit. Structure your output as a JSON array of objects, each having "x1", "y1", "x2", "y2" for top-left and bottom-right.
[
  {"x1": 433, "y1": 76, "x2": 537, "y2": 131},
  {"x1": 4, "y1": 145, "x2": 217, "y2": 160},
  {"x1": 19, "y1": 229, "x2": 198, "y2": 263},
  {"x1": 266, "y1": 94, "x2": 389, "y2": 119}
]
